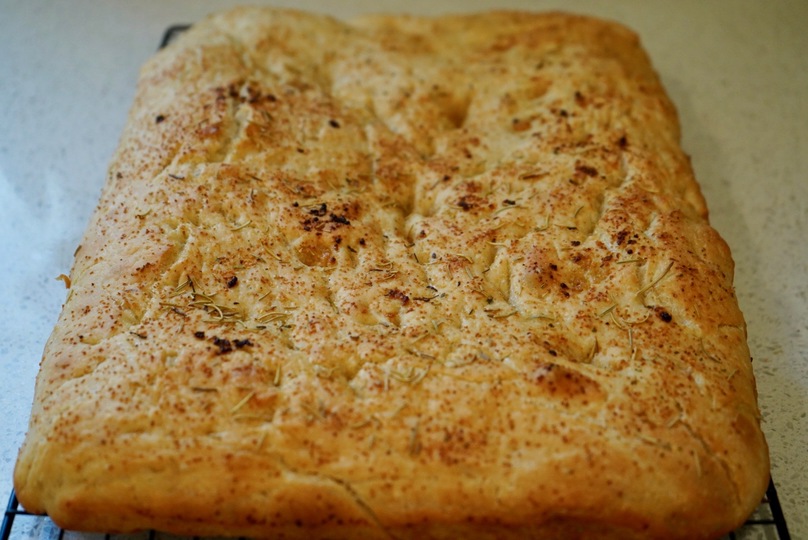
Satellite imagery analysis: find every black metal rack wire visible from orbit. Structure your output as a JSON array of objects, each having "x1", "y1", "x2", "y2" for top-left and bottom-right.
[
  {"x1": 0, "y1": 479, "x2": 791, "y2": 540},
  {"x1": 158, "y1": 24, "x2": 191, "y2": 49}
]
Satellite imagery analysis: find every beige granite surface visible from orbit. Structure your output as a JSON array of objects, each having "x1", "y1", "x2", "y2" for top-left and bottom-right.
[{"x1": 1, "y1": 1, "x2": 805, "y2": 537}]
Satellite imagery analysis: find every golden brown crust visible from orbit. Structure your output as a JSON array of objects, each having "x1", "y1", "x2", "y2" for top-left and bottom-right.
[{"x1": 15, "y1": 7, "x2": 768, "y2": 539}]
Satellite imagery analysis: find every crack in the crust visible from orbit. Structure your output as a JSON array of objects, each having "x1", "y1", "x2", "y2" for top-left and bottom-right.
[
  {"x1": 111, "y1": 224, "x2": 193, "y2": 341},
  {"x1": 272, "y1": 456, "x2": 395, "y2": 538},
  {"x1": 583, "y1": 150, "x2": 632, "y2": 243},
  {"x1": 217, "y1": 97, "x2": 246, "y2": 164},
  {"x1": 675, "y1": 418, "x2": 742, "y2": 507},
  {"x1": 324, "y1": 475, "x2": 397, "y2": 540}
]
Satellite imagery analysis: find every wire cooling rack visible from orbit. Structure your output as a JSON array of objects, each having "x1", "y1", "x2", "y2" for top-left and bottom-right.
[{"x1": 0, "y1": 479, "x2": 791, "y2": 540}]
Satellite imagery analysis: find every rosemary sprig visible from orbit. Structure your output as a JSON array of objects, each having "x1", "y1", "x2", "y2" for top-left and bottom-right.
[
  {"x1": 255, "y1": 311, "x2": 291, "y2": 324},
  {"x1": 230, "y1": 391, "x2": 255, "y2": 414},
  {"x1": 636, "y1": 260, "x2": 675, "y2": 297},
  {"x1": 231, "y1": 220, "x2": 252, "y2": 231}
]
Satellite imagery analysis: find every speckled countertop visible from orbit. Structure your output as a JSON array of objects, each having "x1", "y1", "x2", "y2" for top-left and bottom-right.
[{"x1": 1, "y1": 0, "x2": 805, "y2": 536}]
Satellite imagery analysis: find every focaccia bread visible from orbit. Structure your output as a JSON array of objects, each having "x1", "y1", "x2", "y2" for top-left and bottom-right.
[{"x1": 14, "y1": 7, "x2": 769, "y2": 539}]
